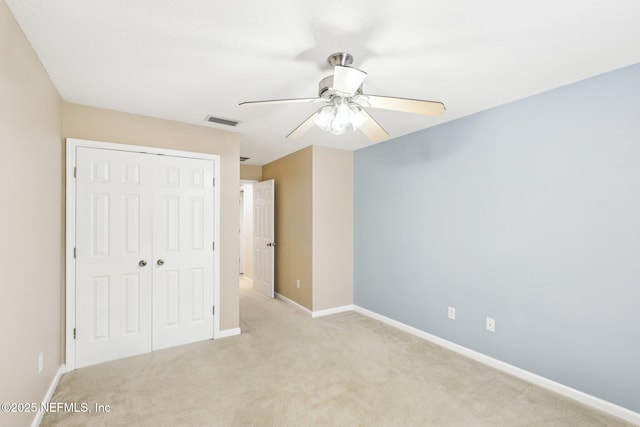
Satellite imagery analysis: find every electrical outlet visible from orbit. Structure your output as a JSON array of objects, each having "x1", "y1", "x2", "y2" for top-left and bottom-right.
[
  {"x1": 486, "y1": 317, "x2": 495, "y2": 332},
  {"x1": 38, "y1": 352, "x2": 43, "y2": 374},
  {"x1": 296, "y1": 279, "x2": 300, "y2": 289},
  {"x1": 447, "y1": 306, "x2": 456, "y2": 320}
]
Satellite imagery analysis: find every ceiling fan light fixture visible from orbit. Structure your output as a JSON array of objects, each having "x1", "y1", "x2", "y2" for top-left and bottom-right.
[{"x1": 313, "y1": 97, "x2": 368, "y2": 135}]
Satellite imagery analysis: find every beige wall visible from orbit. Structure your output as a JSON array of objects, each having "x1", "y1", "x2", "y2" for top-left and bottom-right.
[
  {"x1": 63, "y1": 103, "x2": 240, "y2": 331},
  {"x1": 263, "y1": 145, "x2": 354, "y2": 312},
  {"x1": 240, "y1": 164, "x2": 262, "y2": 181},
  {"x1": 312, "y1": 146, "x2": 354, "y2": 311},
  {"x1": 262, "y1": 147, "x2": 313, "y2": 309},
  {"x1": 0, "y1": 3, "x2": 63, "y2": 426}
]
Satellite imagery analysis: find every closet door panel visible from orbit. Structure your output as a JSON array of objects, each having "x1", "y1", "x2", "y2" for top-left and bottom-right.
[
  {"x1": 152, "y1": 156, "x2": 214, "y2": 350},
  {"x1": 75, "y1": 148, "x2": 153, "y2": 368}
]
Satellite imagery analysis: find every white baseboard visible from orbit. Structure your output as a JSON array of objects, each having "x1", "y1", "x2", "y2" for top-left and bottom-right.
[
  {"x1": 353, "y1": 306, "x2": 640, "y2": 425},
  {"x1": 31, "y1": 364, "x2": 65, "y2": 427},
  {"x1": 275, "y1": 292, "x2": 313, "y2": 316},
  {"x1": 275, "y1": 293, "x2": 354, "y2": 319},
  {"x1": 215, "y1": 328, "x2": 241, "y2": 339},
  {"x1": 312, "y1": 304, "x2": 354, "y2": 318}
]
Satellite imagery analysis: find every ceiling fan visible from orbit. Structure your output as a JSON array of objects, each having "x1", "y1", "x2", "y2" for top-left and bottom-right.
[{"x1": 239, "y1": 52, "x2": 446, "y2": 143}]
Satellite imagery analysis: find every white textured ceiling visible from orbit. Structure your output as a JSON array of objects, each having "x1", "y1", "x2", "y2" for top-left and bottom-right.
[{"x1": 6, "y1": 0, "x2": 640, "y2": 165}]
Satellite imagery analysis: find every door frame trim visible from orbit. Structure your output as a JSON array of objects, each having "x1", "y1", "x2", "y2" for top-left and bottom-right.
[{"x1": 65, "y1": 138, "x2": 221, "y2": 371}]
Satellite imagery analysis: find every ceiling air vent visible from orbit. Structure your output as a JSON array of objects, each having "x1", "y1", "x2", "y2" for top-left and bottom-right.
[
  {"x1": 240, "y1": 157, "x2": 250, "y2": 162},
  {"x1": 205, "y1": 115, "x2": 240, "y2": 127}
]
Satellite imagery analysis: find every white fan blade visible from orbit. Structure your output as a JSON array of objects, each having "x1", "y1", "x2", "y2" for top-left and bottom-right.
[
  {"x1": 359, "y1": 109, "x2": 389, "y2": 143},
  {"x1": 361, "y1": 95, "x2": 445, "y2": 116},
  {"x1": 240, "y1": 98, "x2": 324, "y2": 106},
  {"x1": 333, "y1": 66, "x2": 367, "y2": 96},
  {"x1": 285, "y1": 110, "x2": 320, "y2": 139}
]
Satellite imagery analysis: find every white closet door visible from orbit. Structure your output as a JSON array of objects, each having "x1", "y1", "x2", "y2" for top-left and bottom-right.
[
  {"x1": 75, "y1": 148, "x2": 153, "y2": 368},
  {"x1": 75, "y1": 146, "x2": 215, "y2": 367},
  {"x1": 152, "y1": 155, "x2": 214, "y2": 350}
]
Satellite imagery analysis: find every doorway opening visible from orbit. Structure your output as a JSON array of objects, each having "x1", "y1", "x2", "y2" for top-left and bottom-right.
[
  {"x1": 239, "y1": 179, "x2": 275, "y2": 299},
  {"x1": 240, "y1": 180, "x2": 257, "y2": 278}
]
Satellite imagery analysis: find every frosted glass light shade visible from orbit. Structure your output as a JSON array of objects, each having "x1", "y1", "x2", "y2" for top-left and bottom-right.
[
  {"x1": 313, "y1": 98, "x2": 369, "y2": 135},
  {"x1": 314, "y1": 106, "x2": 334, "y2": 131}
]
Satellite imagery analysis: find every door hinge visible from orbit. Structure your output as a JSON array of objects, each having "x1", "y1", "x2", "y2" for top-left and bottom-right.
[
  {"x1": 73, "y1": 328, "x2": 76, "y2": 340},
  {"x1": 213, "y1": 177, "x2": 216, "y2": 187},
  {"x1": 74, "y1": 247, "x2": 76, "y2": 258},
  {"x1": 212, "y1": 241, "x2": 215, "y2": 251},
  {"x1": 212, "y1": 306, "x2": 215, "y2": 315},
  {"x1": 73, "y1": 167, "x2": 77, "y2": 178}
]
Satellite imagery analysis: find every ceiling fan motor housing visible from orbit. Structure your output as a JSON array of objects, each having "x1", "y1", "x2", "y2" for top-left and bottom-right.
[{"x1": 318, "y1": 75, "x2": 363, "y2": 99}]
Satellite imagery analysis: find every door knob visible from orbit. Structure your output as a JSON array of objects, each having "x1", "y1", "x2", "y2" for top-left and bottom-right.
[
  {"x1": 157, "y1": 259, "x2": 165, "y2": 266},
  {"x1": 139, "y1": 260, "x2": 147, "y2": 267},
  {"x1": 267, "y1": 242, "x2": 276, "y2": 247}
]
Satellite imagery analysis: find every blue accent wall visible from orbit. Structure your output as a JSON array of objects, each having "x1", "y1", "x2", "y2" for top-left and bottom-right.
[{"x1": 354, "y1": 63, "x2": 640, "y2": 412}]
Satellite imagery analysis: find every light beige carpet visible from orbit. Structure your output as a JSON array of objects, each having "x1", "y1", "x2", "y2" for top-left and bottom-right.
[{"x1": 42, "y1": 277, "x2": 632, "y2": 426}]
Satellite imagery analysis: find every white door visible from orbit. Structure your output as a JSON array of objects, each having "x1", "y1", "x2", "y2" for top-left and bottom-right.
[
  {"x1": 75, "y1": 148, "x2": 154, "y2": 368},
  {"x1": 152, "y1": 155, "x2": 214, "y2": 350},
  {"x1": 252, "y1": 180, "x2": 275, "y2": 298},
  {"x1": 75, "y1": 147, "x2": 214, "y2": 367}
]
